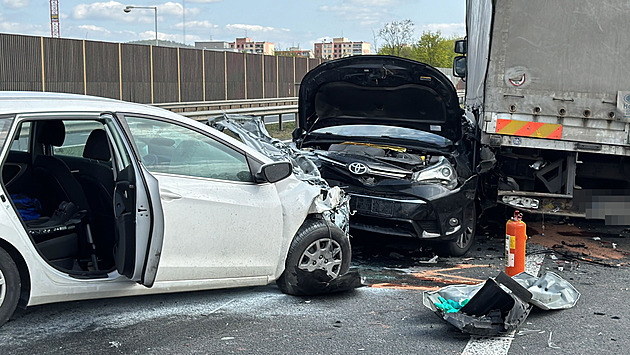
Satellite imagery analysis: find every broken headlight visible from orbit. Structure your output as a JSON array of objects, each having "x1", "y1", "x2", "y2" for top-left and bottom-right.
[{"x1": 412, "y1": 156, "x2": 458, "y2": 189}]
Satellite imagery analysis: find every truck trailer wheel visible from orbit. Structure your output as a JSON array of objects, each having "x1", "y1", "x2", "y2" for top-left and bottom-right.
[
  {"x1": 277, "y1": 218, "x2": 351, "y2": 296},
  {"x1": 0, "y1": 247, "x2": 20, "y2": 327}
]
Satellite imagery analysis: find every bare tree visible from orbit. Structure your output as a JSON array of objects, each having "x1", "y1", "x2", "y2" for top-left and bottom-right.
[{"x1": 378, "y1": 19, "x2": 414, "y2": 57}]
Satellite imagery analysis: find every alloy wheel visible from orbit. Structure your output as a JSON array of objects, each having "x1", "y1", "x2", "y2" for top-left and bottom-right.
[{"x1": 298, "y1": 238, "x2": 343, "y2": 278}]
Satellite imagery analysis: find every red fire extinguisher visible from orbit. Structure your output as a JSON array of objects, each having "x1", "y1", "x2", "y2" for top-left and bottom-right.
[{"x1": 505, "y1": 210, "x2": 527, "y2": 277}]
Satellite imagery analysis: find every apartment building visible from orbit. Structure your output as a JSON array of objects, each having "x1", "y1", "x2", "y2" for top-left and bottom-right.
[
  {"x1": 229, "y1": 37, "x2": 275, "y2": 55},
  {"x1": 275, "y1": 47, "x2": 314, "y2": 58},
  {"x1": 313, "y1": 37, "x2": 371, "y2": 60},
  {"x1": 194, "y1": 41, "x2": 239, "y2": 52}
]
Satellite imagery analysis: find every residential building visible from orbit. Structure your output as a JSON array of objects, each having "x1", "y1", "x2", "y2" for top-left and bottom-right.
[
  {"x1": 275, "y1": 47, "x2": 314, "y2": 58},
  {"x1": 314, "y1": 37, "x2": 371, "y2": 60},
  {"x1": 194, "y1": 41, "x2": 238, "y2": 52},
  {"x1": 229, "y1": 37, "x2": 275, "y2": 55}
]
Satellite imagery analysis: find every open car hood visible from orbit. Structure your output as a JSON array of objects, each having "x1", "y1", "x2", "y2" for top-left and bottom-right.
[{"x1": 297, "y1": 56, "x2": 463, "y2": 143}]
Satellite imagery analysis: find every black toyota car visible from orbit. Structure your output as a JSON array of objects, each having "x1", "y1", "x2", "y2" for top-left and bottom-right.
[{"x1": 293, "y1": 56, "x2": 478, "y2": 256}]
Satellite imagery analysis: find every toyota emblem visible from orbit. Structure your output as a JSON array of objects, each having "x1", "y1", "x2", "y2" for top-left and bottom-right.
[{"x1": 348, "y1": 162, "x2": 368, "y2": 175}]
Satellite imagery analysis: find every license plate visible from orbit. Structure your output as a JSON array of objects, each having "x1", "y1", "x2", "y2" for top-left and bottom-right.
[{"x1": 370, "y1": 199, "x2": 394, "y2": 216}]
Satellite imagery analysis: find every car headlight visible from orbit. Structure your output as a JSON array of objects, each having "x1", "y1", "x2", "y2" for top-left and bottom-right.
[{"x1": 412, "y1": 156, "x2": 458, "y2": 189}]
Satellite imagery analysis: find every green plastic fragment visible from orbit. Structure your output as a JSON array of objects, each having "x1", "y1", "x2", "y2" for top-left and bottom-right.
[{"x1": 434, "y1": 296, "x2": 470, "y2": 313}]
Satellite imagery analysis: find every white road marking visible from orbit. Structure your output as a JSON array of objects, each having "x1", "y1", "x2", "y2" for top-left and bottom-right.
[{"x1": 461, "y1": 253, "x2": 545, "y2": 355}]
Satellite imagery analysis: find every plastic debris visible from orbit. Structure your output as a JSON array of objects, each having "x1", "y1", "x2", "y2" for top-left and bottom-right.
[
  {"x1": 592, "y1": 237, "x2": 601, "y2": 241},
  {"x1": 220, "y1": 337, "x2": 235, "y2": 341},
  {"x1": 419, "y1": 255, "x2": 439, "y2": 264},
  {"x1": 517, "y1": 328, "x2": 545, "y2": 336},
  {"x1": 434, "y1": 296, "x2": 470, "y2": 313},
  {"x1": 109, "y1": 341, "x2": 121, "y2": 348},
  {"x1": 548, "y1": 331, "x2": 561, "y2": 349},
  {"x1": 512, "y1": 272, "x2": 580, "y2": 310},
  {"x1": 424, "y1": 271, "x2": 579, "y2": 335}
]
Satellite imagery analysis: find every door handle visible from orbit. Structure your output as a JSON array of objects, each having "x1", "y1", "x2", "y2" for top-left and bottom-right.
[{"x1": 160, "y1": 189, "x2": 182, "y2": 200}]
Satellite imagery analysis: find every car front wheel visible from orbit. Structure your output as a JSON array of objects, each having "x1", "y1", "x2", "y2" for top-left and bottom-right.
[
  {"x1": 277, "y1": 217, "x2": 351, "y2": 296},
  {"x1": 437, "y1": 203, "x2": 477, "y2": 257},
  {"x1": 0, "y1": 247, "x2": 21, "y2": 327}
]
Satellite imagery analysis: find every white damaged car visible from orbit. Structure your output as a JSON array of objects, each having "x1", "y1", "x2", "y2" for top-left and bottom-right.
[{"x1": 0, "y1": 92, "x2": 356, "y2": 326}]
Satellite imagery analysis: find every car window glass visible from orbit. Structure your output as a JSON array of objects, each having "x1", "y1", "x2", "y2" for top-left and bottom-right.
[
  {"x1": 124, "y1": 116, "x2": 253, "y2": 182},
  {"x1": 104, "y1": 116, "x2": 133, "y2": 175},
  {"x1": 10, "y1": 121, "x2": 29, "y2": 152},
  {"x1": 53, "y1": 121, "x2": 104, "y2": 157}
]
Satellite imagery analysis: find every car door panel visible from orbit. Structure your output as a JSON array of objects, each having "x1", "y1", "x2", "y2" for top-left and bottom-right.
[
  {"x1": 119, "y1": 114, "x2": 285, "y2": 282},
  {"x1": 154, "y1": 174, "x2": 284, "y2": 281},
  {"x1": 103, "y1": 113, "x2": 165, "y2": 286}
]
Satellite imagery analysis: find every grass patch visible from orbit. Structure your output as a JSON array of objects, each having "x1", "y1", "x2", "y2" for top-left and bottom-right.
[{"x1": 265, "y1": 121, "x2": 296, "y2": 141}]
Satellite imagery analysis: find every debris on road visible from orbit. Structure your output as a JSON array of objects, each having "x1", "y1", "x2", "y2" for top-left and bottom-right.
[
  {"x1": 512, "y1": 272, "x2": 580, "y2": 310},
  {"x1": 423, "y1": 271, "x2": 579, "y2": 336},
  {"x1": 109, "y1": 341, "x2": 121, "y2": 348},
  {"x1": 419, "y1": 255, "x2": 439, "y2": 264},
  {"x1": 548, "y1": 331, "x2": 561, "y2": 349}
]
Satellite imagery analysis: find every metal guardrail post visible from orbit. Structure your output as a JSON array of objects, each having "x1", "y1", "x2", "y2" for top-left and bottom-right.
[{"x1": 278, "y1": 114, "x2": 283, "y2": 130}]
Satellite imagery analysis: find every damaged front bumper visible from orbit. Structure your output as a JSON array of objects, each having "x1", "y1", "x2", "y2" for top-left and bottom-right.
[{"x1": 334, "y1": 175, "x2": 477, "y2": 240}]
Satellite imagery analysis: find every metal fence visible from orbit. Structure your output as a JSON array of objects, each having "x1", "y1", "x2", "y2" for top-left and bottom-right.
[{"x1": 0, "y1": 32, "x2": 322, "y2": 104}]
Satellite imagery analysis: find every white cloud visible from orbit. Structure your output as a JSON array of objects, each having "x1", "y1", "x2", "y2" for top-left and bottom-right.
[
  {"x1": 419, "y1": 23, "x2": 466, "y2": 37},
  {"x1": 2, "y1": 0, "x2": 29, "y2": 9},
  {"x1": 0, "y1": 19, "x2": 45, "y2": 35},
  {"x1": 76, "y1": 24, "x2": 111, "y2": 35},
  {"x1": 186, "y1": 0, "x2": 221, "y2": 3},
  {"x1": 73, "y1": 1, "x2": 198, "y2": 22},
  {"x1": 139, "y1": 30, "x2": 182, "y2": 42},
  {"x1": 319, "y1": 0, "x2": 399, "y2": 26},
  {"x1": 173, "y1": 20, "x2": 218, "y2": 30},
  {"x1": 161, "y1": 2, "x2": 200, "y2": 16},
  {"x1": 225, "y1": 23, "x2": 290, "y2": 34},
  {"x1": 73, "y1": 1, "x2": 127, "y2": 20}
]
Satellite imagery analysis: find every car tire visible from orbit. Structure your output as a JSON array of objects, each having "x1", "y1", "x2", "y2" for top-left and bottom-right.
[
  {"x1": 277, "y1": 217, "x2": 351, "y2": 296},
  {"x1": 0, "y1": 247, "x2": 21, "y2": 327},
  {"x1": 437, "y1": 203, "x2": 477, "y2": 257}
]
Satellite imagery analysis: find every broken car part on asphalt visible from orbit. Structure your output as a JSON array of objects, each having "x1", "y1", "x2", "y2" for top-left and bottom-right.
[{"x1": 423, "y1": 271, "x2": 579, "y2": 335}]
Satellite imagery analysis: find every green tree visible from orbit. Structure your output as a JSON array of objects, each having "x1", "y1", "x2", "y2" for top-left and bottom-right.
[
  {"x1": 377, "y1": 19, "x2": 414, "y2": 57},
  {"x1": 411, "y1": 31, "x2": 458, "y2": 68}
]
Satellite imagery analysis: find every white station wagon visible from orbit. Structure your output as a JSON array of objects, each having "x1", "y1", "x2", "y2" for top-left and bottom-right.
[{"x1": 0, "y1": 92, "x2": 354, "y2": 326}]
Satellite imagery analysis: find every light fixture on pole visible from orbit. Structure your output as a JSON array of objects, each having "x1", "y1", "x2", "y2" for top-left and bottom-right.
[{"x1": 123, "y1": 5, "x2": 158, "y2": 46}]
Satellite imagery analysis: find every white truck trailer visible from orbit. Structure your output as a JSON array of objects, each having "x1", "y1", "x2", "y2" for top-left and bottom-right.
[{"x1": 455, "y1": 0, "x2": 630, "y2": 223}]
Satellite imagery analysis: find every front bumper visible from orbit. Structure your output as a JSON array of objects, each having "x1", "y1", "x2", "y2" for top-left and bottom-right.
[{"x1": 340, "y1": 176, "x2": 478, "y2": 240}]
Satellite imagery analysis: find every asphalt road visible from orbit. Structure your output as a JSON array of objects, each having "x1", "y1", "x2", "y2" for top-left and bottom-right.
[{"x1": 1, "y1": 217, "x2": 628, "y2": 354}]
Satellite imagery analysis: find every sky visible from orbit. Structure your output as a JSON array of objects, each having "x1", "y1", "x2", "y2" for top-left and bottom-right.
[{"x1": 0, "y1": 0, "x2": 465, "y2": 51}]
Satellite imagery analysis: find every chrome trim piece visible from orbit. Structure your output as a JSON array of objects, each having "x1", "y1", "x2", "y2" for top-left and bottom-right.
[
  {"x1": 422, "y1": 231, "x2": 441, "y2": 238},
  {"x1": 349, "y1": 193, "x2": 427, "y2": 204},
  {"x1": 445, "y1": 225, "x2": 462, "y2": 236},
  {"x1": 317, "y1": 155, "x2": 346, "y2": 167}
]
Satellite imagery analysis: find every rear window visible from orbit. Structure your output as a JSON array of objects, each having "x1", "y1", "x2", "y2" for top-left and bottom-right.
[{"x1": 0, "y1": 116, "x2": 16, "y2": 151}]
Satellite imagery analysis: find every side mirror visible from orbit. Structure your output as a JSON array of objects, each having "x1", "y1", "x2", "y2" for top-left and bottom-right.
[
  {"x1": 453, "y1": 56, "x2": 467, "y2": 78},
  {"x1": 454, "y1": 39, "x2": 467, "y2": 54},
  {"x1": 256, "y1": 161, "x2": 293, "y2": 183}
]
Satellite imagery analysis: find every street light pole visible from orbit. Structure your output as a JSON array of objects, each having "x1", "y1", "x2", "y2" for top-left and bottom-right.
[{"x1": 123, "y1": 5, "x2": 158, "y2": 46}]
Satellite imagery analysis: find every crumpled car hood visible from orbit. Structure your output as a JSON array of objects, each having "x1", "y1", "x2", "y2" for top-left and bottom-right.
[
  {"x1": 295, "y1": 55, "x2": 463, "y2": 143},
  {"x1": 208, "y1": 114, "x2": 350, "y2": 233}
]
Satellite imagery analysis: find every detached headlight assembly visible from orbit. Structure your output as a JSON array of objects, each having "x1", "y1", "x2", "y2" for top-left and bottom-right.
[{"x1": 412, "y1": 156, "x2": 458, "y2": 189}]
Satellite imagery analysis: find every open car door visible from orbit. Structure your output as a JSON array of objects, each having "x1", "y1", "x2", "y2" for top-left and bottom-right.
[{"x1": 102, "y1": 113, "x2": 165, "y2": 287}]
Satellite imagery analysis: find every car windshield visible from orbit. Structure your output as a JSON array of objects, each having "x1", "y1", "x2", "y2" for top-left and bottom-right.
[{"x1": 312, "y1": 124, "x2": 452, "y2": 147}]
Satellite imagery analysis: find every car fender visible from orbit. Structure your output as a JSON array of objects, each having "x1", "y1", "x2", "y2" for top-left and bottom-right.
[{"x1": 270, "y1": 175, "x2": 350, "y2": 280}]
